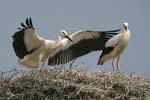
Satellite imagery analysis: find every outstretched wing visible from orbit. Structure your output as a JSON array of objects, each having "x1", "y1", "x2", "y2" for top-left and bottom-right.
[
  {"x1": 48, "y1": 29, "x2": 121, "y2": 65},
  {"x1": 12, "y1": 18, "x2": 45, "y2": 59}
]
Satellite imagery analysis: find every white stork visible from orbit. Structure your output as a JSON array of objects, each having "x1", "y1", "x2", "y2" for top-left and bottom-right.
[
  {"x1": 12, "y1": 18, "x2": 120, "y2": 68},
  {"x1": 97, "y1": 22, "x2": 131, "y2": 72}
]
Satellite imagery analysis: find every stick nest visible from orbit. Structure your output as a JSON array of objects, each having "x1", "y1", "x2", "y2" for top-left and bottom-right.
[{"x1": 0, "y1": 68, "x2": 150, "y2": 100}]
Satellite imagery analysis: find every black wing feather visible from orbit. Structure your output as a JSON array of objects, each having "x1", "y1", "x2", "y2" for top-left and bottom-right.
[
  {"x1": 12, "y1": 17, "x2": 35, "y2": 58},
  {"x1": 21, "y1": 22, "x2": 27, "y2": 28},
  {"x1": 100, "y1": 47, "x2": 114, "y2": 59},
  {"x1": 48, "y1": 30, "x2": 120, "y2": 65},
  {"x1": 26, "y1": 18, "x2": 31, "y2": 28},
  {"x1": 29, "y1": 17, "x2": 34, "y2": 28}
]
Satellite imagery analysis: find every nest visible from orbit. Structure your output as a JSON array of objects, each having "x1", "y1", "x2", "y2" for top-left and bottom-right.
[{"x1": 0, "y1": 67, "x2": 150, "y2": 100}]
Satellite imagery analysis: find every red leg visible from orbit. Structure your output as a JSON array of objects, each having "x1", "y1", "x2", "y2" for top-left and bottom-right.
[
  {"x1": 117, "y1": 55, "x2": 121, "y2": 72},
  {"x1": 112, "y1": 57, "x2": 115, "y2": 71}
]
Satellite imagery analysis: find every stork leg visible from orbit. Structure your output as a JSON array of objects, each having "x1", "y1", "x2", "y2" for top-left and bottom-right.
[
  {"x1": 41, "y1": 62, "x2": 45, "y2": 69},
  {"x1": 112, "y1": 57, "x2": 115, "y2": 71},
  {"x1": 116, "y1": 55, "x2": 121, "y2": 72},
  {"x1": 38, "y1": 62, "x2": 45, "y2": 70}
]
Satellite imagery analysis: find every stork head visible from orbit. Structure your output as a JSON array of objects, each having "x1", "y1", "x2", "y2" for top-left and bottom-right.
[
  {"x1": 59, "y1": 30, "x2": 73, "y2": 42},
  {"x1": 60, "y1": 30, "x2": 68, "y2": 36},
  {"x1": 123, "y1": 22, "x2": 128, "y2": 31}
]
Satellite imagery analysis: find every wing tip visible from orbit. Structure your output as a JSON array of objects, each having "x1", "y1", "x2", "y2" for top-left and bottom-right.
[
  {"x1": 12, "y1": 17, "x2": 35, "y2": 58},
  {"x1": 17, "y1": 17, "x2": 34, "y2": 30}
]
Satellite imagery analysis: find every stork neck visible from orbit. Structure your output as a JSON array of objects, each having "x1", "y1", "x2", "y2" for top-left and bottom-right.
[
  {"x1": 123, "y1": 27, "x2": 129, "y2": 32},
  {"x1": 124, "y1": 25, "x2": 130, "y2": 31},
  {"x1": 58, "y1": 35, "x2": 63, "y2": 41}
]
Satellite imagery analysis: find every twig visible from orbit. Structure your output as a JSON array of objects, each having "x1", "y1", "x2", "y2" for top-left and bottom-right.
[
  {"x1": 6, "y1": 92, "x2": 19, "y2": 100},
  {"x1": 77, "y1": 80, "x2": 100, "y2": 95}
]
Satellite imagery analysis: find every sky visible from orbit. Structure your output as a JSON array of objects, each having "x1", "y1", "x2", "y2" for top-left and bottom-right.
[{"x1": 0, "y1": 0, "x2": 150, "y2": 78}]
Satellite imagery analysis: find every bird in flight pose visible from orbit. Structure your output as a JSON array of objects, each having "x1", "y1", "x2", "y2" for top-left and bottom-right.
[{"x1": 12, "y1": 18, "x2": 120, "y2": 69}]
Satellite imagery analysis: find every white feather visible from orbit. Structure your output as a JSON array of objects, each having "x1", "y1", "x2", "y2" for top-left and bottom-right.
[
  {"x1": 24, "y1": 28, "x2": 46, "y2": 52},
  {"x1": 13, "y1": 18, "x2": 121, "y2": 68},
  {"x1": 105, "y1": 33, "x2": 123, "y2": 47},
  {"x1": 60, "y1": 30, "x2": 101, "y2": 50},
  {"x1": 48, "y1": 30, "x2": 103, "y2": 58}
]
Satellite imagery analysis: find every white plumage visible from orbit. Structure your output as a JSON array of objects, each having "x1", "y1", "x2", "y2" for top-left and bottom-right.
[
  {"x1": 12, "y1": 18, "x2": 120, "y2": 68},
  {"x1": 97, "y1": 22, "x2": 131, "y2": 72}
]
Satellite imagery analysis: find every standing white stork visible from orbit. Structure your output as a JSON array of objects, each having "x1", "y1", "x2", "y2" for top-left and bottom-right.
[
  {"x1": 97, "y1": 22, "x2": 131, "y2": 72},
  {"x1": 12, "y1": 18, "x2": 120, "y2": 68}
]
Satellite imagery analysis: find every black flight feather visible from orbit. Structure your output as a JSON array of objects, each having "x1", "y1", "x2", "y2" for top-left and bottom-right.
[
  {"x1": 12, "y1": 17, "x2": 35, "y2": 58},
  {"x1": 21, "y1": 22, "x2": 27, "y2": 28},
  {"x1": 26, "y1": 18, "x2": 31, "y2": 28},
  {"x1": 29, "y1": 17, "x2": 34, "y2": 28},
  {"x1": 48, "y1": 30, "x2": 121, "y2": 65}
]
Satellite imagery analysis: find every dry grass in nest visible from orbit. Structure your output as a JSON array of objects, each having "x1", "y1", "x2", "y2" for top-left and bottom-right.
[{"x1": 0, "y1": 66, "x2": 150, "y2": 100}]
